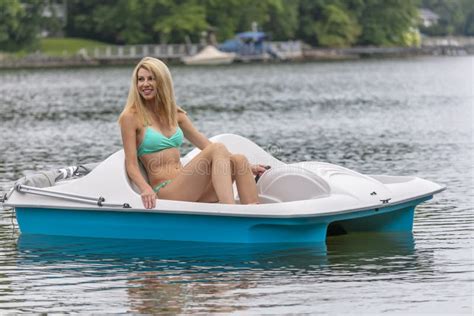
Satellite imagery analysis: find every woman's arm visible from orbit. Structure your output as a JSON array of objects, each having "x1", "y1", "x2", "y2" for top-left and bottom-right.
[
  {"x1": 178, "y1": 111, "x2": 211, "y2": 150},
  {"x1": 120, "y1": 112, "x2": 156, "y2": 209}
]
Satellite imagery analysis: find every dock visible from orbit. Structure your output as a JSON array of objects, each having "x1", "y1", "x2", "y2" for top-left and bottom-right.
[
  {"x1": 77, "y1": 41, "x2": 304, "y2": 63},
  {"x1": 303, "y1": 36, "x2": 474, "y2": 59},
  {"x1": 0, "y1": 37, "x2": 472, "y2": 69}
]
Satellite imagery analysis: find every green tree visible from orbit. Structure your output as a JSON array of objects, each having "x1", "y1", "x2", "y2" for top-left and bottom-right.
[
  {"x1": 0, "y1": 0, "x2": 44, "y2": 51},
  {"x1": 66, "y1": 0, "x2": 208, "y2": 44},
  {"x1": 61, "y1": 0, "x2": 425, "y2": 48},
  {"x1": 154, "y1": 1, "x2": 208, "y2": 43},
  {"x1": 263, "y1": 0, "x2": 300, "y2": 40},
  {"x1": 65, "y1": 0, "x2": 108, "y2": 42},
  {"x1": 298, "y1": 0, "x2": 361, "y2": 47},
  {"x1": 357, "y1": 0, "x2": 418, "y2": 46},
  {"x1": 203, "y1": 0, "x2": 291, "y2": 42},
  {"x1": 464, "y1": 7, "x2": 474, "y2": 35},
  {"x1": 421, "y1": 0, "x2": 474, "y2": 35},
  {"x1": 201, "y1": 0, "x2": 239, "y2": 41},
  {"x1": 314, "y1": 4, "x2": 361, "y2": 47},
  {"x1": 93, "y1": 0, "x2": 155, "y2": 44},
  {"x1": 200, "y1": 0, "x2": 233, "y2": 41}
]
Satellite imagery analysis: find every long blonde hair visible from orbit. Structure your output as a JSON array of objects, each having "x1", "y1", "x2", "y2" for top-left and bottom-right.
[{"x1": 119, "y1": 57, "x2": 178, "y2": 128}]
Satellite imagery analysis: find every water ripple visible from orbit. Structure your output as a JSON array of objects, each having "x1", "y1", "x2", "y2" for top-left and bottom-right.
[{"x1": 0, "y1": 57, "x2": 472, "y2": 314}]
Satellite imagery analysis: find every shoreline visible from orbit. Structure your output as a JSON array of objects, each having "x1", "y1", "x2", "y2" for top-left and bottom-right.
[{"x1": 0, "y1": 45, "x2": 472, "y2": 70}]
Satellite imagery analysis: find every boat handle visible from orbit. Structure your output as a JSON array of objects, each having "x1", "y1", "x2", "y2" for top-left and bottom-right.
[
  {"x1": 0, "y1": 193, "x2": 6, "y2": 203},
  {"x1": 15, "y1": 184, "x2": 131, "y2": 208},
  {"x1": 0, "y1": 188, "x2": 14, "y2": 204}
]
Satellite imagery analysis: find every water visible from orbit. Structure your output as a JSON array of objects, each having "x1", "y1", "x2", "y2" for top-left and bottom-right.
[{"x1": 0, "y1": 56, "x2": 472, "y2": 314}]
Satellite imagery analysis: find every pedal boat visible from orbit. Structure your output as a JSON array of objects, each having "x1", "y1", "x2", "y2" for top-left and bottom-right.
[{"x1": 2, "y1": 134, "x2": 445, "y2": 243}]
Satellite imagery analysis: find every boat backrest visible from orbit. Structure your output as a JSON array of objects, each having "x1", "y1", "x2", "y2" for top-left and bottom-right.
[
  {"x1": 181, "y1": 134, "x2": 284, "y2": 167},
  {"x1": 256, "y1": 165, "x2": 330, "y2": 203}
]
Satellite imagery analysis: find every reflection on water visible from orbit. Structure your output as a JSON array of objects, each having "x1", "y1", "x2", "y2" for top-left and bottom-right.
[
  {"x1": 11, "y1": 233, "x2": 426, "y2": 314},
  {"x1": 326, "y1": 233, "x2": 436, "y2": 281},
  {"x1": 14, "y1": 235, "x2": 326, "y2": 314},
  {"x1": 0, "y1": 56, "x2": 472, "y2": 313},
  {"x1": 17, "y1": 234, "x2": 328, "y2": 268}
]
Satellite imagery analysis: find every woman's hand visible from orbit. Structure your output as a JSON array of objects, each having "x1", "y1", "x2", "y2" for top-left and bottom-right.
[
  {"x1": 251, "y1": 164, "x2": 270, "y2": 177},
  {"x1": 141, "y1": 186, "x2": 157, "y2": 209}
]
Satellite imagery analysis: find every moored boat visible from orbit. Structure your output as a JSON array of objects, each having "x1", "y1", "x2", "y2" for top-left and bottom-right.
[{"x1": 181, "y1": 45, "x2": 235, "y2": 65}]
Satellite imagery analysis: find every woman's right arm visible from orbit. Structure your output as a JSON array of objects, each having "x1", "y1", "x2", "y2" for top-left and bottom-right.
[{"x1": 120, "y1": 112, "x2": 156, "y2": 209}]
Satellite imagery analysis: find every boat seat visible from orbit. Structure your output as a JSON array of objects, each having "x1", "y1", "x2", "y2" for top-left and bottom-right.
[
  {"x1": 256, "y1": 165, "x2": 330, "y2": 203},
  {"x1": 128, "y1": 134, "x2": 330, "y2": 204},
  {"x1": 128, "y1": 160, "x2": 150, "y2": 195}
]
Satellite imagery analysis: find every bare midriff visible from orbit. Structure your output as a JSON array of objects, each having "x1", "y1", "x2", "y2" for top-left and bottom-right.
[{"x1": 139, "y1": 148, "x2": 182, "y2": 187}]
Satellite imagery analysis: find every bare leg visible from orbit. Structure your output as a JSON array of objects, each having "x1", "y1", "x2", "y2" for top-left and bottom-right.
[
  {"x1": 230, "y1": 154, "x2": 259, "y2": 204},
  {"x1": 157, "y1": 143, "x2": 235, "y2": 204},
  {"x1": 197, "y1": 181, "x2": 219, "y2": 203},
  {"x1": 196, "y1": 154, "x2": 259, "y2": 204},
  {"x1": 211, "y1": 145, "x2": 234, "y2": 203}
]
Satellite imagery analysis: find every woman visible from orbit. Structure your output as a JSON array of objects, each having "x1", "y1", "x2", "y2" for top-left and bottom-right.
[{"x1": 119, "y1": 57, "x2": 265, "y2": 209}]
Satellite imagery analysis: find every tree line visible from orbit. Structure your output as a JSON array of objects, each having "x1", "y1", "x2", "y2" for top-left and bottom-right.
[{"x1": 1, "y1": 0, "x2": 473, "y2": 53}]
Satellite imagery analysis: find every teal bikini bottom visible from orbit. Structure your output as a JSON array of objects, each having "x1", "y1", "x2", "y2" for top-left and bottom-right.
[{"x1": 153, "y1": 180, "x2": 172, "y2": 194}]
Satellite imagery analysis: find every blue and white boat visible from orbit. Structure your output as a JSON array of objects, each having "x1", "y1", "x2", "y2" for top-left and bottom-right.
[{"x1": 2, "y1": 134, "x2": 445, "y2": 243}]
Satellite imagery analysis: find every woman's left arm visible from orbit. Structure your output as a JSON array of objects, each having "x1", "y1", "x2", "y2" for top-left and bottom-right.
[{"x1": 178, "y1": 111, "x2": 211, "y2": 150}]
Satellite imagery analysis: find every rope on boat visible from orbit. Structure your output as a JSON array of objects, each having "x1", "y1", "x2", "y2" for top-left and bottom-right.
[{"x1": 14, "y1": 184, "x2": 131, "y2": 208}]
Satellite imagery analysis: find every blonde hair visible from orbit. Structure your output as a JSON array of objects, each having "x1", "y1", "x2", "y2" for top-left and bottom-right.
[{"x1": 119, "y1": 57, "x2": 178, "y2": 128}]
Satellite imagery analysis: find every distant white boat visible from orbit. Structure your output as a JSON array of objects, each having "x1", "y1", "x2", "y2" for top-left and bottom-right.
[{"x1": 182, "y1": 45, "x2": 235, "y2": 65}]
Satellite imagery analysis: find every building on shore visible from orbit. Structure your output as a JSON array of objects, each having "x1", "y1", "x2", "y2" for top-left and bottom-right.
[{"x1": 418, "y1": 8, "x2": 440, "y2": 28}]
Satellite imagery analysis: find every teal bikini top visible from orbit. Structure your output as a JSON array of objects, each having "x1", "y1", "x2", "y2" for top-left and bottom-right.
[{"x1": 137, "y1": 126, "x2": 183, "y2": 157}]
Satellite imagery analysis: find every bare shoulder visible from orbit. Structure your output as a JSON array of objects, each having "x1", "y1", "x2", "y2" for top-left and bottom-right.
[
  {"x1": 120, "y1": 110, "x2": 140, "y2": 128},
  {"x1": 177, "y1": 108, "x2": 189, "y2": 124}
]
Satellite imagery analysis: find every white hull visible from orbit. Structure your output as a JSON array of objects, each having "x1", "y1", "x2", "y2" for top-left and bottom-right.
[{"x1": 3, "y1": 134, "x2": 445, "y2": 243}]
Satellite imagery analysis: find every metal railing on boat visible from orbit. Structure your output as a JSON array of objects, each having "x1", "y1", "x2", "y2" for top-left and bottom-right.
[{"x1": 14, "y1": 184, "x2": 131, "y2": 208}]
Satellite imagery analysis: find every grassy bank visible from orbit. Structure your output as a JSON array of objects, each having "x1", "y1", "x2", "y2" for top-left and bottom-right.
[{"x1": 39, "y1": 38, "x2": 110, "y2": 57}]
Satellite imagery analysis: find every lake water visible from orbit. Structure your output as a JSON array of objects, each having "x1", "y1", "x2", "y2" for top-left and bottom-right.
[{"x1": 0, "y1": 56, "x2": 472, "y2": 314}]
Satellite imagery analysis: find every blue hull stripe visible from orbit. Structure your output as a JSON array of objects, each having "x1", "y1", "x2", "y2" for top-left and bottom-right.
[{"x1": 15, "y1": 196, "x2": 431, "y2": 243}]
